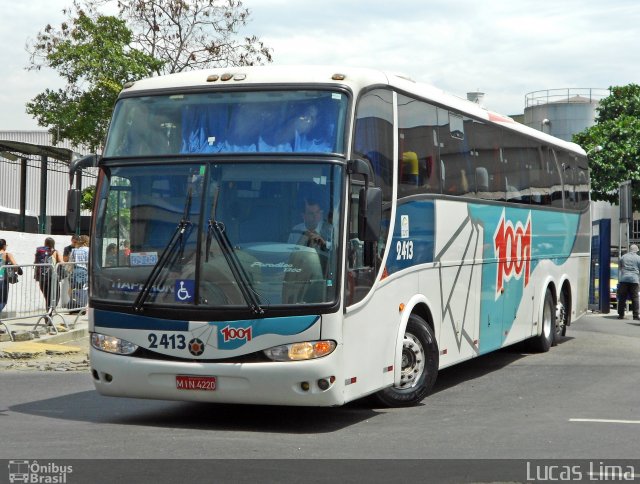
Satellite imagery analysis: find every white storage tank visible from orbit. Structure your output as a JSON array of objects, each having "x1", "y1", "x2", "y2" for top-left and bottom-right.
[{"x1": 524, "y1": 88, "x2": 608, "y2": 141}]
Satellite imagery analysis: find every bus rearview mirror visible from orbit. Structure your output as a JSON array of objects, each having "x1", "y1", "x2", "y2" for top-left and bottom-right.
[
  {"x1": 358, "y1": 187, "x2": 382, "y2": 242},
  {"x1": 65, "y1": 189, "x2": 81, "y2": 234}
]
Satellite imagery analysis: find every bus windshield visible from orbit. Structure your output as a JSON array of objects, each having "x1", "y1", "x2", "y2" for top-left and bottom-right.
[
  {"x1": 103, "y1": 90, "x2": 348, "y2": 156},
  {"x1": 93, "y1": 162, "x2": 343, "y2": 309}
]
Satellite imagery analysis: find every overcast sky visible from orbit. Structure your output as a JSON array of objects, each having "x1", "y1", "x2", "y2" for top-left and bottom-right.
[{"x1": 1, "y1": 0, "x2": 639, "y2": 131}]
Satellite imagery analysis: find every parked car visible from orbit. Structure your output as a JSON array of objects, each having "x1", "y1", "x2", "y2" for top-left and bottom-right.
[{"x1": 610, "y1": 261, "x2": 619, "y2": 308}]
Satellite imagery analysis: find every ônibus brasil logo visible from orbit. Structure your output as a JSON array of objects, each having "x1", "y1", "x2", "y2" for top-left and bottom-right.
[{"x1": 493, "y1": 210, "x2": 531, "y2": 298}]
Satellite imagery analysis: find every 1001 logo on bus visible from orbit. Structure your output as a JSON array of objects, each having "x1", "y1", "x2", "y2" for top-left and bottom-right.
[
  {"x1": 220, "y1": 325, "x2": 252, "y2": 343},
  {"x1": 493, "y1": 211, "x2": 531, "y2": 298}
]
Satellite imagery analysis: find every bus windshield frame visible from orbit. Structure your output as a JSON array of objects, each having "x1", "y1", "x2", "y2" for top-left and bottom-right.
[
  {"x1": 103, "y1": 89, "x2": 349, "y2": 157},
  {"x1": 92, "y1": 160, "x2": 345, "y2": 317}
]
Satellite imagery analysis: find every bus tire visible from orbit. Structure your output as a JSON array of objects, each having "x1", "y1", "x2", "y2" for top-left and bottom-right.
[
  {"x1": 556, "y1": 289, "x2": 570, "y2": 342},
  {"x1": 530, "y1": 288, "x2": 555, "y2": 352},
  {"x1": 374, "y1": 313, "x2": 438, "y2": 407}
]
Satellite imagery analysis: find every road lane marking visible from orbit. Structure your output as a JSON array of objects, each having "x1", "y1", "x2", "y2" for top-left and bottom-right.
[{"x1": 570, "y1": 418, "x2": 640, "y2": 424}]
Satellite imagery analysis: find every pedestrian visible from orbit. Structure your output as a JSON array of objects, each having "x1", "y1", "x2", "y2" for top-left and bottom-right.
[
  {"x1": 60, "y1": 234, "x2": 79, "y2": 307},
  {"x1": 617, "y1": 244, "x2": 640, "y2": 320},
  {"x1": 63, "y1": 234, "x2": 80, "y2": 262},
  {"x1": 69, "y1": 235, "x2": 90, "y2": 310},
  {"x1": 105, "y1": 243, "x2": 118, "y2": 266},
  {"x1": 34, "y1": 237, "x2": 63, "y2": 311},
  {"x1": 0, "y1": 239, "x2": 22, "y2": 315}
]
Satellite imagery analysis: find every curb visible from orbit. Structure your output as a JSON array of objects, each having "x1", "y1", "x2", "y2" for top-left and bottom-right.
[
  {"x1": 36, "y1": 326, "x2": 89, "y2": 345},
  {"x1": 0, "y1": 327, "x2": 89, "y2": 359}
]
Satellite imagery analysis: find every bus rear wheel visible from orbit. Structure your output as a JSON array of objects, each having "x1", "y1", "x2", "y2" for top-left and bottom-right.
[
  {"x1": 374, "y1": 314, "x2": 438, "y2": 407},
  {"x1": 530, "y1": 288, "x2": 555, "y2": 352},
  {"x1": 555, "y1": 289, "x2": 570, "y2": 343}
]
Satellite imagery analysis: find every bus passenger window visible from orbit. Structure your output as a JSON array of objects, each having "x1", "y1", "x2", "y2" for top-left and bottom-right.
[
  {"x1": 438, "y1": 110, "x2": 476, "y2": 197},
  {"x1": 397, "y1": 95, "x2": 441, "y2": 197}
]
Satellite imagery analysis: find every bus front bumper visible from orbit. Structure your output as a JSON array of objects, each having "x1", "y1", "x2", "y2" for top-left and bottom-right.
[{"x1": 89, "y1": 346, "x2": 346, "y2": 407}]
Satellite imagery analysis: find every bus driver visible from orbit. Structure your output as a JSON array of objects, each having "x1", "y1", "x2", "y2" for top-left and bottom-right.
[{"x1": 287, "y1": 199, "x2": 333, "y2": 251}]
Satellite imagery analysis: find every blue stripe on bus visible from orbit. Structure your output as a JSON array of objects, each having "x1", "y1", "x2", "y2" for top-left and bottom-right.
[
  {"x1": 384, "y1": 201, "x2": 580, "y2": 354},
  {"x1": 93, "y1": 310, "x2": 319, "y2": 342},
  {"x1": 386, "y1": 200, "x2": 435, "y2": 275},
  {"x1": 468, "y1": 204, "x2": 579, "y2": 353},
  {"x1": 211, "y1": 315, "x2": 319, "y2": 335},
  {"x1": 94, "y1": 310, "x2": 190, "y2": 331},
  {"x1": 212, "y1": 315, "x2": 320, "y2": 350}
]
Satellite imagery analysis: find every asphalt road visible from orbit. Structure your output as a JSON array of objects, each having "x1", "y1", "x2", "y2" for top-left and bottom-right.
[{"x1": 1, "y1": 311, "x2": 639, "y2": 481}]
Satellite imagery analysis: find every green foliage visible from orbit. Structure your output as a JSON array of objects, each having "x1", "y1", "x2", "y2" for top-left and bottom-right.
[
  {"x1": 26, "y1": 1, "x2": 272, "y2": 152},
  {"x1": 81, "y1": 185, "x2": 96, "y2": 211},
  {"x1": 26, "y1": 5, "x2": 163, "y2": 151},
  {"x1": 573, "y1": 84, "x2": 640, "y2": 207},
  {"x1": 595, "y1": 84, "x2": 640, "y2": 122}
]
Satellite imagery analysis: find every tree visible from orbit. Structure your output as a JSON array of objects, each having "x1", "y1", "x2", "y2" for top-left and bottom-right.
[
  {"x1": 81, "y1": 185, "x2": 96, "y2": 211},
  {"x1": 573, "y1": 84, "x2": 640, "y2": 207},
  {"x1": 102, "y1": 0, "x2": 273, "y2": 74},
  {"x1": 26, "y1": 3, "x2": 162, "y2": 151},
  {"x1": 26, "y1": 0, "x2": 272, "y2": 151}
]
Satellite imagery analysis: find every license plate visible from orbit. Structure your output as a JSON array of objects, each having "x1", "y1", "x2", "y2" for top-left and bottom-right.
[{"x1": 176, "y1": 375, "x2": 217, "y2": 391}]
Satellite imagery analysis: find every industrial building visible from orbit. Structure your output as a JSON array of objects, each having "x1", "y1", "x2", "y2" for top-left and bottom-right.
[{"x1": 0, "y1": 131, "x2": 95, "y2": 234}]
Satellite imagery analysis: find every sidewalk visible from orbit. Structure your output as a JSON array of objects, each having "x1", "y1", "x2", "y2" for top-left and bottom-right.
[{"x1": 0, "y1": 311, "x2": 89, "y2": 359}]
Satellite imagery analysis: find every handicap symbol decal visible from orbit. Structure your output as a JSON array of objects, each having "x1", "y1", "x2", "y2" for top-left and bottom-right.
[{"x1": 175, "y1": 279, "x2": 195, "y2": 303}]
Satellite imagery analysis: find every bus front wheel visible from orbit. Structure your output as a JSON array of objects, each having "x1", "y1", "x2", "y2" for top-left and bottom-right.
[{"x1": 374, "y1": 314, "x2": 438, "y2": 407}]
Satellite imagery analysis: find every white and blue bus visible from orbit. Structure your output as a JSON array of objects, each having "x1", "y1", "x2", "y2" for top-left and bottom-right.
[{"x1": 76, "y1": 66, "x2": 590, "y2": 407}]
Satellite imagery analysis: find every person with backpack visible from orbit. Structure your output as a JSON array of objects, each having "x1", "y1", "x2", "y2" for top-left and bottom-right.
[
  {"x1": 34, "y1": 237, "x2": 63, "y2": 311},
  {"x1": 0, "y1": 238, "x2": 22, "y2": 315}
]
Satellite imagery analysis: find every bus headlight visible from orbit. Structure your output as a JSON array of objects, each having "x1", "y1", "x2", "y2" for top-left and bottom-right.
[
  {"x1": 91, "y1": 333, "x2": 139, "y2": 355},
  {"x1": 263, "y1": 340, "x2": 336, "y2": 361}
]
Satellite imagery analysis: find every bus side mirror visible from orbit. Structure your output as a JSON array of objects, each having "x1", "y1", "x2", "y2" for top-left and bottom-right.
[
  {"x1": 65, "y1": 189, "x2": 81, "y2": 234},
  {"x1": 69, "y1": 154, "x2": 99, "y2": 185},
  {"x1": 358, "y1": 187, "x2": 382, "y2": 242}
]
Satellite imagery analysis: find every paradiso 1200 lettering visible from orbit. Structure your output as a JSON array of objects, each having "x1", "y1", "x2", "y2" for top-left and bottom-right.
[{"x1": 493, "y1": 210, "x2": 532, "y2": 298}]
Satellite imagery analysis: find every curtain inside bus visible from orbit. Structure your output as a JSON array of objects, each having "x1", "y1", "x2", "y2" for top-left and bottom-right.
[{"x1": 104, "y1": 91, "x2": 348, "y2": 157}]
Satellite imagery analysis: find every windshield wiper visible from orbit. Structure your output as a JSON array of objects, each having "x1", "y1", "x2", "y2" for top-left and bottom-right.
[
  {"x1": 206, "y1": 188, "x2": 264, "y2": 316},
  {"x1": 207, "y1": 219, "x2": 264, "y2": 317},
  {"x1": 133, "y1": 187, "x2": 193, "y2": 312}
]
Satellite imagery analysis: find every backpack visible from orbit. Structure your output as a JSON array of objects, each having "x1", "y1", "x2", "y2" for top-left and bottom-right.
[{"x1": 34, "y1": 246, "x2": 55, "y2": 279}]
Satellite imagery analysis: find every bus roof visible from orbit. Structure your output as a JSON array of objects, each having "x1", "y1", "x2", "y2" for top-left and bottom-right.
[{"x1": 122, "y1": 65, "x2": 585, "y2": 155}]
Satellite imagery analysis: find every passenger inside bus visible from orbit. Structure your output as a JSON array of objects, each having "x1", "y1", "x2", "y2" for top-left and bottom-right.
[{"x1": 401, "y1": 151, "x2": 420, "y2": 185}]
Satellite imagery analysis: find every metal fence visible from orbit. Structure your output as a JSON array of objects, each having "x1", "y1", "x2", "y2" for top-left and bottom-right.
[
  {"x1": 525, "y1": 88, "x2": 609, "y2": 108},
  {"x1": 0, "y1": 262, "x2": 88, "y2": 341}
]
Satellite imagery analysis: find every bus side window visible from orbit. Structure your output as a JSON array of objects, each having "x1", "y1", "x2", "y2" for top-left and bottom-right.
[
  {"x1": 556, "y1": 150, "x2": 581, "y2": 210},
  {"x1": 547, "y1": 149, "x2": 564, "y2": 208},
  {"x1": 575, "y1": 155, "x2": 590, "y2": 210},
  {"x1": 353, "y1": 90, "x2": 394, "y2": 202},
  {"x1": 468, "y1": 120, "x2": 504, "y2": 202},
  {"x1": 397, "y1": 94, "x2": 441, "y2": 197},
  {"x1": 348, "y1": 88, "x2": 393, "y2": 306},
  {"x1": 439, "y1": 110, "x2": 476, "y2": 197},
  {"x1": 501, "y1": 134, "x2": 536, "y2": 205}
]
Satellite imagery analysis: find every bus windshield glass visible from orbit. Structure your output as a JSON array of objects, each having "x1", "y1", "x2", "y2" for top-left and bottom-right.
[
  {"x1": 93, "y1": 162, "x2": 343, "y2": 309},
  {"x1": 104, "y1": 90, "x2": 348, "y2": 156}
]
